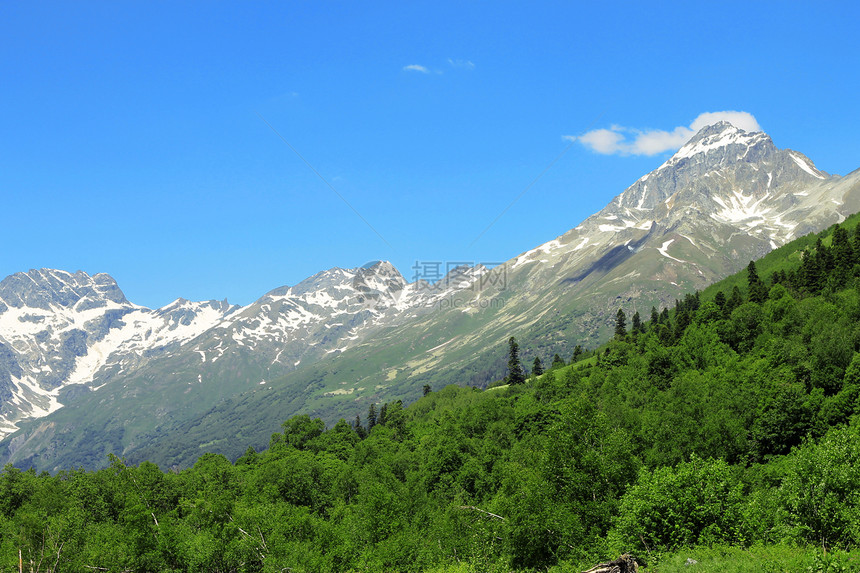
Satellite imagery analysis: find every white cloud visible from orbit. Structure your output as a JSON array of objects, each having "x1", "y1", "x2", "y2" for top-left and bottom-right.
[
  {"x1": 574, "y1": 129, "x2": 626, "y2": 154},
  {"x1": 567, "y1": 111, "x2": 762, "y2": 156},
  {"x1": 689, "y1": 111, "x2": 760, "y2": 133},
  {"x1": 447, "y1": 58, "x2": 475, "y2": 70},
  {"x1": 403, "y1": 64, "x2": 430, "y2": 73}
]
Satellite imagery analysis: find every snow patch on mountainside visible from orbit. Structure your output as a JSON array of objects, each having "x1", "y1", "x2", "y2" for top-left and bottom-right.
[
  {"x1": 512, "y1": 240, "x2": 562, "y2": 269},
  {"x1": 790, "y1": 152, "x2": 826, "y2": 179},
  {"x1": 710, "y1": 190, "x2": 772, "y2": 226},
  {"x1": 657, "y1": 239, "x2": 686, "y2": 263}
]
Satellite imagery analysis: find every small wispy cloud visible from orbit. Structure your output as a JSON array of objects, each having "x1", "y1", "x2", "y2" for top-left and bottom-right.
[
  {"x1": 566, "y1": 111, "x2": 762, "y2": 156},
  {"x1": 403, "y1": 64, "x2": 430, "y2": 73},
  {"x1": 447, "y1": 58, "x2": 475, "y2": 70}
]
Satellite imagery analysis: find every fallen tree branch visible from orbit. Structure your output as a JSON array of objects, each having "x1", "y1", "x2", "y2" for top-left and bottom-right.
[
  {"x1": 457, "y1": 506, "x2": 505, "y2": 521},
  {"x1": 582, "y1": 553, "x2": 639, "y2": 573}
]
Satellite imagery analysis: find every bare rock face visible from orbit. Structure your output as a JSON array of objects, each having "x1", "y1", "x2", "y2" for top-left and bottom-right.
[{"x1": 0, "y1": 269, "x2": 128, "y2": 311}]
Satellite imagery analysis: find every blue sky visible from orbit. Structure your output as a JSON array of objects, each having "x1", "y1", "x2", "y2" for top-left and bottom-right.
[{"x1": 2, "y1": 1, "x2": 858, "y2": 308}]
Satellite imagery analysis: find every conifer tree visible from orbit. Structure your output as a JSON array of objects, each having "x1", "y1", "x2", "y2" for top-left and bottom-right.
[
  {"x1": 368, "y1": 403, "x2": 377, "y2": 429},
  {"x1": 354, "y1": 414, "x2": 367, "y2": 439},
  {"x1": 832, "y1": 226, "x2": 855, "y2": 285},
  {"x1": 532, "y1": 356, "x2": 544, "y2": 376},
  {"x1": 615, "y1": 308, "x2": 627, "y2": 339},
  {"x1": 572, "y1": 345, "x2": 583, "y2": 363},
  {"x1": 506, "y1": 336, "x2": 526, "y2": 385},
  {"x1": 552, "y1": 353, "x2": 565, "y2": 369},
  {"x1": 725, "y1": 286, "x2": 744, "y2": 316},
  {"x1": 815, "y1": 237, "x2": 834, "y2": 273},
  {"x1": 675, "y1": 310, "x2": 691, "y2": 338},
  {"x1": 799, "y1": 248, "x2": 822, "y2": 293},
  {"x1": 747, "y1": 260, "x2": 767, "y2": 303},
  {"x1": 632, "y1": 311, "x2": 642, "y2": 334},
  {"x1": 682, "y1": 292, "x2": 700, "y2": 313}
]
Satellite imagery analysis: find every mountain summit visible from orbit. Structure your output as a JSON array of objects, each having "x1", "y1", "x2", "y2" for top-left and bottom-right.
[
  {"x1": 509, "y1": 121, "x2": 855, "y2": 294},
  {"x1": 2, "y1": 122, "x2": 860, "y2": 471},
  {"x1": 0, "y1": 269, "x2": 129, "y2": 311}
]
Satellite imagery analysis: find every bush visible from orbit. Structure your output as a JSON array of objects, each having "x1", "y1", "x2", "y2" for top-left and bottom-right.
[
  {"x1": 611, "y1": 456, "x2": 745, "y2": 552},
  {"x1": 776, "y1": 423, "x2": 860, "y2": 548}
]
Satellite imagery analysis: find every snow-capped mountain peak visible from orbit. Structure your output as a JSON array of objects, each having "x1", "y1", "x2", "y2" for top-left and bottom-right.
[
  {"x1": 510, "y1": 122, "x2": 859, "y2": 315},
  {"x1": 671, "y1": 120, "x2": 770, "y2": 161}
]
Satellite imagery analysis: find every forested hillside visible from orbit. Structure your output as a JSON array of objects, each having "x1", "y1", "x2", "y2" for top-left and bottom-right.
[{"x1": 5, "y1": 216, "x2": 860, "y2": 571}]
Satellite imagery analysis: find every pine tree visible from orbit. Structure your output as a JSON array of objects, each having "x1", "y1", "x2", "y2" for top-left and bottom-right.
[
  {"x1": 714, "y1": 290, "x2": 726, "y2": 310},
  {"x1": 675, "y1": 310, "x2": 691, "y2": 338},
  {"x1": 354, "y1": 414, "x2": 367, "y2": 439},
  {"x1": 650, "y1": 307, "x2": 659, "y2": 328},
  {"x1": 368, "y1": 403, "x2": 377, "y2": 430},
  {"x1": 747, "y1": 260, "x2": 767, "y2": 304},
  {"x1": 506, "y1": 336, "x2": 526, "y2": 385},
  {"x1": 615, "y1": 309, "x2": 627, "y2": 339},
  {"x1": 572, "y1": 345, "x2": 583, "y2": 363},
  {"x1": 532, "y1": 356, "x2": 544, "y2": 376},
  {"x1": 799, "y1": 248, "x2": 822, "y2": 294},
  {"x1": 423, "y1": 384, "x2": 432, "y2": 397},
  {"x1": 832, "y1": 226, "x2": 855, "y2": 285},
  {"x1": 552, "y1": 353, "x2": 565, "y2": 369},
  {"x1": 815, "y1": 237, "x2": 834, "y2": 274},
  {"x1": 683, "y1": 292, "x2": 700, "y2": 313},
  {"x1": 631, "y1": 311, "x2": 642, "y2": 334},
  {"x1": 725, "y1": 286, "x2": 744, "y2": 316}
]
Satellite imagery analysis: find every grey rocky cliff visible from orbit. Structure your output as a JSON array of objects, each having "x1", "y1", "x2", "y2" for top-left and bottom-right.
[
  {"x1": 0, "y1": 269, "x2": 128, "y2": 311},
  {"x1": 0, "y1": 258, "x2": 482, "y2": 442}
]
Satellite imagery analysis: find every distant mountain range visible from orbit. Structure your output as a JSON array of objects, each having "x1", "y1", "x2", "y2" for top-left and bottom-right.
[{"x1": 3, "y1": 121, "x2": 859, "y2": 471}]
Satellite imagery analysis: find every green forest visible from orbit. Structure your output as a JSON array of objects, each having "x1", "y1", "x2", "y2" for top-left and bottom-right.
[{"x1": 5, "y1": 218, "x2": 860, "y2": 572}]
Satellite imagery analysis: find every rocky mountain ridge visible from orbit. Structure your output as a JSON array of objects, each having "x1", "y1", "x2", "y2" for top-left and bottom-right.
[
  {"x1": 0, "y1": 262, "x2": 487, "y2": 438},
  {"x1": 3, "y1": 120, "x2": 860, "y2": 471}
]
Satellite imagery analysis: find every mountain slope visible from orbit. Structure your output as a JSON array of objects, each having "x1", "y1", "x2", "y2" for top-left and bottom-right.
[
  {"x1": 132, "y1": 122, "x2": 860, "y2": 468},
  {"x1": 3, "y1": 121, "x2": 860, "y2": 471},
  {"x1": 0, "y1": 262, "x2": 486, "y2": 463},
  {"x1": 0, "y1": 270, "x2": 240, "y2": 433}
]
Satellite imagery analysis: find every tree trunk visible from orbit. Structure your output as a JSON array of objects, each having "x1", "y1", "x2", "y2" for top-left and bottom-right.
[{"x1": 582, "y1": 554, "x2": 639, "y2": 573}]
